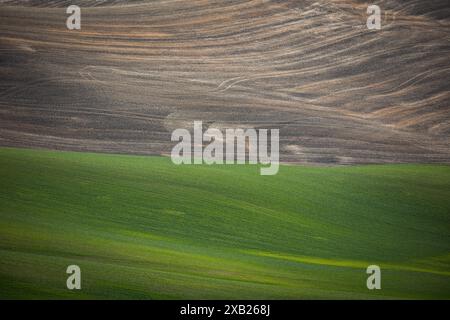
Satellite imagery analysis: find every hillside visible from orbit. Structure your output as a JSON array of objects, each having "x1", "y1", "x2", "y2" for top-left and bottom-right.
[
  {"x1": 0, "y1": 147, "x2": 449, "y2": 299},
  {"x1": 0, "y1": 0, "x2": 449, "y2": 164}
]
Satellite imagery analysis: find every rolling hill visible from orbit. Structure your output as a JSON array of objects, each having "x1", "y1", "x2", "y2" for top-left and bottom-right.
[
  {"x1": 1, "y1": 147, "x2": 449, "y2": 299},
  {"x1": 0, "y1": 0, "x2": 449, "y2": 164}
]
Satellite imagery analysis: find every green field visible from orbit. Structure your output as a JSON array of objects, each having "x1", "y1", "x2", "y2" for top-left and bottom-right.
[{"x1": 0, "y1": 147, "x2": 449, "y2": 299}]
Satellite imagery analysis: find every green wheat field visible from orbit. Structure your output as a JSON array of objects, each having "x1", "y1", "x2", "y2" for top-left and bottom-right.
[{"x1": 0, "y1": 147, "x2": 449, "y2": 299}]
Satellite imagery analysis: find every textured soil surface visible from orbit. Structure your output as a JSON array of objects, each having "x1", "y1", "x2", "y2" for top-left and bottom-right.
[{"x1": 1, "y1": 0, "x2": 449, "y2": 164}]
